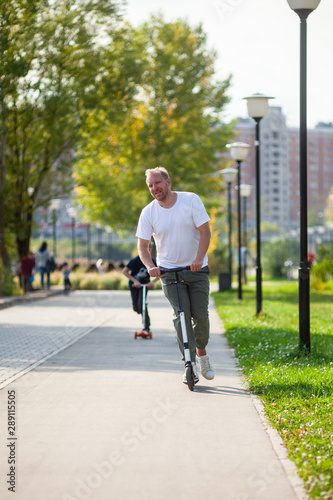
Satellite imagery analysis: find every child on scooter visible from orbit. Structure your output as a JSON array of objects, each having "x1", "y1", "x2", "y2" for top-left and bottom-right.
[{"x1": 122, "y1": 242, "x2": 159, "y2": 334}]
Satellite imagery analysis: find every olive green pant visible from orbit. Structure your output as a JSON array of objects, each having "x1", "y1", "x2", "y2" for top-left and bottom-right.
[{"x1": 161, "y1": 266, "x2": 210, "y2": 362}]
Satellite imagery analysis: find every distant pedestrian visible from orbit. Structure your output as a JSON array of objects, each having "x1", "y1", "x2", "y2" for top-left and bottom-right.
[
  {"x1": 308, "y1": 250, "x2": 315, "y2": 267},
  {"x1": 35, "y1": 242, "x2": 51, "y2": 290},
  {"x1": 62, "y1": 262, "x2": 72, "y2": 292},
  {"x1": 96, "y1": 259, "x2": 105, "y2": 273},
  {"x1": 20, "y1": 252, "x2": 35, "y2": 293}
]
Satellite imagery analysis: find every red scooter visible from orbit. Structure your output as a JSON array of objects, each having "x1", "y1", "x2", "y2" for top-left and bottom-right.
[{"x1": 134, "y1": 284, "x2": 153, "y2": 339}]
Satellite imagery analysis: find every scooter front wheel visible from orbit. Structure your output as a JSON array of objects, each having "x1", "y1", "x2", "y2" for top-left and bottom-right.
[{"x1": 185, "y1": 366, "x2": 194, "y2": 391}]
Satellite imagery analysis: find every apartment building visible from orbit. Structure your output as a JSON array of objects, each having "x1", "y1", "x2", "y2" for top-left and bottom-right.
[{"x1": 234, "y1": 107, "x2": 333, "y2": 230}]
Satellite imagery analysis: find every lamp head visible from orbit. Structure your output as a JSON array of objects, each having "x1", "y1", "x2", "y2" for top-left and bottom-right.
[
  {"x1": 226, "y1": 142, "x2": 250, "y2": 162},
  {"x1": 240, "y1": 184, "x2": 252, "y2": 198},
  {"x1": 67, "y1": 206, "x2": 77, "y2": 218},
  {"x1": 220, "y1": 167, "x2": 238, "y2": 184},
  {"x1": 50, "y1": 198, "x2": 62, "y2": 211},
  {"x1": 243, "y1": 93, "x2": 275, "y2": 120},
  {"x1": 286, "y1": 0, "x2": 321, "y2": 11}
]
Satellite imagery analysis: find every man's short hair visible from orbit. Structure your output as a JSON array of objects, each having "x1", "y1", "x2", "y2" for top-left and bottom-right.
[{"x1": 145, "y1": 167, "x2": 169, "y2": 180}]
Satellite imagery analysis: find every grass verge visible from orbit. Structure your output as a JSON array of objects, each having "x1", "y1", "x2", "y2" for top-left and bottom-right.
[{"x1": 212, "y1": 281, "x2": 333, "y2": 500}]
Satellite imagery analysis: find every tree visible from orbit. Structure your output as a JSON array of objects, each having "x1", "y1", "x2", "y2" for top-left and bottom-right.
[
  {"x1": 0, "y1": 0, "x2": 43, "y2": 268},
  {"x1": 2, "y1": 0, "x2": 136, "y2": 261},
  {"x1": 262, "y1": 238, "x2": 299, "y2": 278},
  {"x1": 74, "y1": 15, "x2": 234, "y2": 229}
]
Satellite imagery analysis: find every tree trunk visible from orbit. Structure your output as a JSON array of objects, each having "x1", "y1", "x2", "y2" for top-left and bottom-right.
[
  {"x1": 16, "y1": 211, "x2": 33, "y2": 260},
  {"x1": 0, "y1": 97, "x2": 11, "y2": 269}
]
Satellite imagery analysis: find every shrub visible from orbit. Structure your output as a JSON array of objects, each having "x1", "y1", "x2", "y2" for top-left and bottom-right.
[
  {"x1": 262, "y1": 238, "x2": 299, "y2": 278},
  {"x1": 311, "y1": 259, "x2": 333, "y2": 282},
  {"x1": 0, "y1": 261, "x2": 20, "y2": 296},
  {"x1": 208, "y1": 241, "x2": 229, "y2": 275}
]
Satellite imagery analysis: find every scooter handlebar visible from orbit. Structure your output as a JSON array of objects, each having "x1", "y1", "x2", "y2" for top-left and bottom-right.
[{"x1": 160, "y1": 266, "x2": 191, "y2": 275}]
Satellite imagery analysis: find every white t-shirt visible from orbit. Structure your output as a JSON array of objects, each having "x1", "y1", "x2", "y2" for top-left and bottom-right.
[{"x1": 136, "y1": 192, "x2": 210, "y2": 268}]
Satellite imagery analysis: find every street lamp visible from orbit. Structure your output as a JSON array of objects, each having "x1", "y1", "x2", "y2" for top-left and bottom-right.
[
  {"x1": 49, "y1": 199, "x2": 61, "y2": 258},
  {"x1": 286, "y1": 0, "x2": 321, "y2": 353},
  {"x1": 240, "y1": 184, "x2": 252, "y2": 284},
  {"x1": 226, "y1": 142, "x2": 250, "y2": 300},
  {"x1": 243, "y1": 93, "x2": 274, "y2": 315},
  {"x1": 67, "y1": 207, "x2": 77, "y2": 265},
  {"x1": 96, "y1": 224, "x2": 104, "y2": 259},
  {"x1": 106, "y1": 226, "x2": 113, "y2": 261},
  {"x1": 87, "y1": 224, "x2": 91, "y2": 263},
  {"x1": 221, "y1": 167, "x2": 238, "y2": 289}
]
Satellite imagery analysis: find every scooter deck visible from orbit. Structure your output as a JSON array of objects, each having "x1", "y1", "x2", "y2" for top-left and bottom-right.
[{"x1": 134, "y1": 330, "x2": 153, "y2": 339}]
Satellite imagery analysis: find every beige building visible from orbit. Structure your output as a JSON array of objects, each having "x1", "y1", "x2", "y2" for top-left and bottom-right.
[{"x1": 233, "y1": 107, "x2": 333, "y2": 231}]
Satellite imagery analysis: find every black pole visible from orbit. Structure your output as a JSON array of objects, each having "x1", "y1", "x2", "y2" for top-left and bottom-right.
[
  {"x1": 52, "y1": 209, "x2": 57, "y2": 258},
  {"x1": 87, "y1": 224, "x2": 91, "y2": 262},
  {"x1": 237, "y1": 160, "x2": 242, "y2": 300},
  {"x1": 298, "y1": 10, "x2": 311, "y2": 353},
  {"x1": 254, "y1": 118, "x2": 263, "y2": 315},
  {"x1": 71, "y1": 217, "x2": 76, "y2": 264},
  {"x1": 227, "y1": 182, "x2": 233, "y2": 277},
  {"x1": 98, "y1": 227, "x2": 103, "y2": 258},
  {"x1": 243, "y1": 197, "x2": 248, "y2": 284}
]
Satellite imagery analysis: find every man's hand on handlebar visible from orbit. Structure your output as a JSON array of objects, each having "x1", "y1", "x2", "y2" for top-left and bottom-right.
[
  {"x1": 148, "y1": 263, "x2": 203, "y2": 276},
  {"x1": 148, "y1": 266, "x2": 161, "y2": 278},
  {"x1": 190, "y1": 258, "x2": 204, "y2": 272}
]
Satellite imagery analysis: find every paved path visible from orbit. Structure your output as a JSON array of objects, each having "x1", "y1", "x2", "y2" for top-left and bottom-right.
[{"x1": 0, "y1": 290, "x2": 308, "y2": 500}]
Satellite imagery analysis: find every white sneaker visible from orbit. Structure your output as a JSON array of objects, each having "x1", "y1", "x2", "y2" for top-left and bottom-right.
[
  {"x1": 182, "y1": 362, "x2": 199, "y2": 384},
  {"x1": 196, "y1": 354, "x2": 214, "y2": 380}
]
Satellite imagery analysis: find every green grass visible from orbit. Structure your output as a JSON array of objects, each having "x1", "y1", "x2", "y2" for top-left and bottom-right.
[{"x1": 212, "y1": 281, "x2": 333, "y2": 500}]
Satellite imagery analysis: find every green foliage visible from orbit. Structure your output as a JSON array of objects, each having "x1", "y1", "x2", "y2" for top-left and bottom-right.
[
  {"x1": 208, "y1": 240, "x2": 229, "y2": 275},
  {"x1": 213, "y1": 282, "x2": 333, "y2": 499},
  {"x1": 74, "y1": 14, "x2": 234, "y2": 229},
  {"x1": 0, "y1": 262, "x2": 15, "y2": 296},
  {"x1": 262, "y1": 238, "x2": 299, "y2": 278},
  {"x1": 316, "y1": 242, "x2": 333, "y2": 263},
  {"x1": 311, "y1": 243, "x2": 333, "y2": 287},
  {"x1": 312, "y1": 260, "x2": 333, "y2": 283},
  {"x1": 1, "y1": 0, "x2": 131, "y2": 259}
]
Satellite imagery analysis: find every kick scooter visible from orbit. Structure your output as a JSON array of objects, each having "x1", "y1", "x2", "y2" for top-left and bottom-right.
[
  {"x1": 161, "y1": 266, "x2": 195, "y2": 391},
  {"x1": 134, "y1": 284, "x2": 153, "y2": 339}
]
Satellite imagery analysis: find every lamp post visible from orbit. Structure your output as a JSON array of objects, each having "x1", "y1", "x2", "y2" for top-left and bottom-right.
[
  {"x1": 226, "y1": 142, "x2": 250, "y2": 300},
  {"x1": 106, "y1": 226, "x2": 113, "y2": 261},
  {"x1": 49, "y1": 199, "x2": 61, "y2": 258},
  {"x1": 286, "y1": 0, "x2": 321, "y2": 353},
  {"x1": 87, "y1": 224, "x2": 91, "y2": 263},
  {"x1": 243, "y1": 93, "x2": 274, "y2": 315},
  {"x1": 240, "y1": 184, "x2": 252, "y2": 284},
  {"x1": 67, "y1": 207, "x2": 77, "y2": 265},
  {"x1": 221, "y1": 167, "x2": 238, "y2": 288}
]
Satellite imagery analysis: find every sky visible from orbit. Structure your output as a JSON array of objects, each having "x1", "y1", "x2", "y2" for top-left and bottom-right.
[{"x1": 123, "y1": 0, "x2": 333, "y2": 129}]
